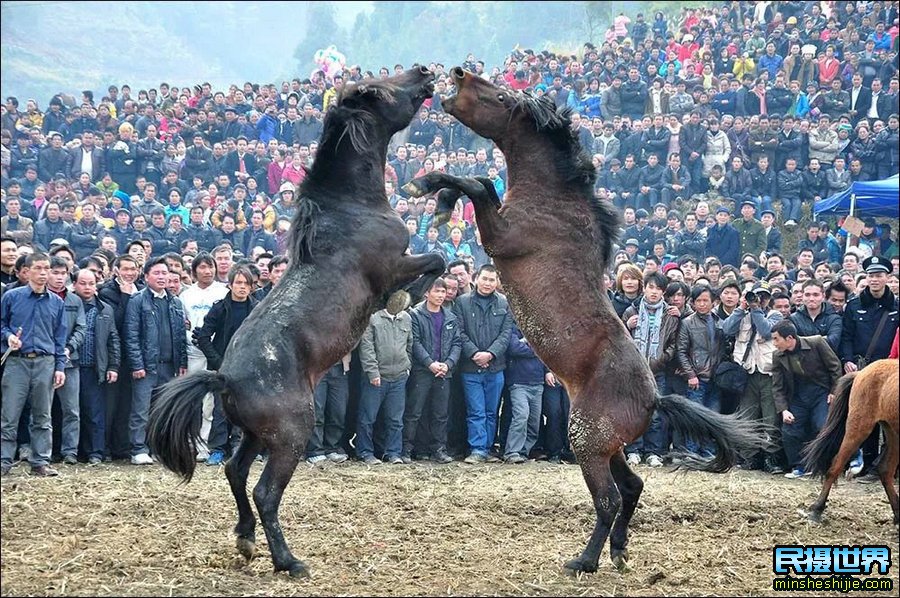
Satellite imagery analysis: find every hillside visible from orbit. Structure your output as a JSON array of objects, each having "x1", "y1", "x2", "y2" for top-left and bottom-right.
[{"x1": 0, "y1": 1, "x2": 313, "y2": 103}]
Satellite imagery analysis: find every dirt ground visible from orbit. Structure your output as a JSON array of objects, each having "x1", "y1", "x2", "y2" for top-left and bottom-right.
[{"x1": 1, "y1": 459, "x2": 897, "y2": 597}]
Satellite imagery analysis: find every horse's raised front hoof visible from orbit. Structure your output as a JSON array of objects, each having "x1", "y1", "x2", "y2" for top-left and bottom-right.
[
  {"x1": 402, "y1": 180, "x2": 427, "y2": 197},
  {"x1": 564, "y1": 557, "x2": 598, "y2": 575},
  {"x1": 236, "y1": 536, "x2": 256, "y2": 560},
  {"x1": 610, "y1": 548, "x2": 629, "y2": 571}
]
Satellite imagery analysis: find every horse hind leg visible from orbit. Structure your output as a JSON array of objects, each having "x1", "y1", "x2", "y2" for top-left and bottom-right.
[
  {"x1": 565, "y1": 452, "x2": 621, "y2": 574},
  {"x1": 225, "y1": 429, "x2": 264, "y2": 560},
  {"x1": 809, "y1": 412, "x2": 876, "y2": 523},
  {"x1": 608, "y1": 448, "x2": 644, "y2": 571},
  {"x1": 253, "y1": 439, "x2": 308, "y2": 577},
  {"x1": 875, "y1": 422, "x2": 899, "y2": 525}
]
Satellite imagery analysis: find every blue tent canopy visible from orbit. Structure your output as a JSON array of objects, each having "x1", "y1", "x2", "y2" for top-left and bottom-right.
[{"x1": 814, "y1": 175, "x2": 900, "y2": 218}]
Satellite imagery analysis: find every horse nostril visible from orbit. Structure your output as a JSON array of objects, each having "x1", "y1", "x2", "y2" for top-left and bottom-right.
[
  {"x1": 418, "y1": 65, "x2": 430, "y2": 76},
  {"x1": 451, "y1": 67, "x2": 465, "y2": 79}
]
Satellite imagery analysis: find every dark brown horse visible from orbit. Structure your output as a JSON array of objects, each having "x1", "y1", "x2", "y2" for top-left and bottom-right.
[
  {"x1": 147, "y1": 67, "x2": 444, "y2": 578},
  {"x1": 802, "y1": 359, "x2": 899, "y2": 524},
  {"x1": 406, "y1": 68, "x2": 770, "y2": 573}
]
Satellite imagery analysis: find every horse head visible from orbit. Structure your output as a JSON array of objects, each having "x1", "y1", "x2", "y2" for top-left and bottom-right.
[
  {"x1": 442, "y1": 67, "x2": 567, "y2": 144},
  {"x1": 327, "y1": 67, "x2": 435, "y2": 152}
]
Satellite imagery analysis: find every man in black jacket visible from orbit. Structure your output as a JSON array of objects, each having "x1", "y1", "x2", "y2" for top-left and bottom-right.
[
  {"x1": 38, "y1": 133, "x2": 70, "y2": 183},
  {"x1": 403, "y1": 278, "x2": 462, "y2": 464},
  {"x1": 454, "y1": 265, "x2": 512, "y2": 463},
  {"x1": 72, "y1": 268, "x2": 121, "y2": 465},
  {"x1": 193, "y1": 264, "x2": 258, "y2": 466},
  {"x1": 97, "y1": 255, "x2": 142, "y2": 460}
]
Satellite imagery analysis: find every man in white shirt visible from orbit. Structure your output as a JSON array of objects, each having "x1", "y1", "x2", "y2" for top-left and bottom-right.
[{"x1": 178, "y1": 253, "x2": 228, "y2": 460}]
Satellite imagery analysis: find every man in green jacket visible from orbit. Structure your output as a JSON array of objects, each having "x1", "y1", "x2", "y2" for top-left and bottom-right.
[{"x1": 733, "y1": 200, "x2": 766, "y2": 260}]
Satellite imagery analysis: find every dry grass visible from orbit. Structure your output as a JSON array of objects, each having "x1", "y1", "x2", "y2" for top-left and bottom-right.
[{"x1": 1, "y1": 460, "x2": 897, "y2": 596}]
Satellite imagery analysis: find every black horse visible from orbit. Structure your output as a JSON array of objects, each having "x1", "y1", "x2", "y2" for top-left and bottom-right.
[{"x1": 147, "y1": 67, "x2": 444, "y2": 578}]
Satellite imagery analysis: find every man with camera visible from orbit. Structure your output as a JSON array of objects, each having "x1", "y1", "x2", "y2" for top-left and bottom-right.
[{"x1": 721, "y1": 280, "x2": 784, "y2": 473}]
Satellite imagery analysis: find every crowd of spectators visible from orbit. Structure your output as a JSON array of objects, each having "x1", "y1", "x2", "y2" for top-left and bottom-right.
[{"x1": 1, "y1": 1, "x2": 898, "y2": 479}]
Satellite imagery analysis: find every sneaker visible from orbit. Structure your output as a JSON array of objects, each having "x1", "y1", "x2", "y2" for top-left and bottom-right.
[
  {"x1": 784, "y1": 468, "x2": 809, "y2": 479},
  {"x1": 363, "y1": 456, "x2": 382, "y2": 466},
  {"x1": 306, "y1": 454, "x2": 327, "y2": 465},
  {"x1": 848, "y1": 451, "x2": 863, "y2": 477},
  {"x1": 206, "y1": 451, "x2": 226, "y2": 466},
  {"x1": 30, "y1": 465, "x2": 59, "y2": 477},
  {"x1": 130, "y1": 453, "x2": 155, "y2": 466},
  {"x1": 325, "y1": 452, "x2": 348, "y2": 464},
  {"x1": 646, "y1": 455, "x2": 664, "y2": 468},
  {"x1": 0, "y1": 463, "x2": 12, "y2": 476},
  {"x1": 195, "y1": 448, "x2": 210, "y2": 463},
  {"x1": 386, "y1": 455, "x2": 404, "y2": 465},
  {"x1": 433, "y1": 450, "x2": 454, "y2": 464},
  {"x1": 626, "y1": 453, "x2": 642, "y2": 467},
  {"x1": 504, "y1": 454, "x2": 526, "y2": 464},
  {"x1": 399, "y1": 453, "x2": 413, "y2": 465},
  {"x1": 764, "y1": 456, "x2": 784, "y2": 475},
  {"x1": 63, "y1": 454, "x2": 78, "y2": 465},
  {"x1": 486, "y1": 452, "x2": 502, "y2": 463},
  {"x1": 464, "y1": 453, "x2": 486, "y2": 464},
  {"x1": 785, "y1": 219, "x2": 797, "y2": 227},
  {"x1": 87, "y1": 456, "x2": 102, "y2": 466}
]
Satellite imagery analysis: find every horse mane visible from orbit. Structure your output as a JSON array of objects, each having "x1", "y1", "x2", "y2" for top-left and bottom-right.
[
  {"x1": 513, "y1": 93, "x2": 620, "y2": 267},
  {"x1": 287, "y1": 195, "x2": 322, "y2": 265}
]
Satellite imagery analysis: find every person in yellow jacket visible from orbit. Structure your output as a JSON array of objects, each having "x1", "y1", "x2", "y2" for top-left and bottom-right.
[{"x1": 732, "y1": 53, "x2": 756, "y2": 81}]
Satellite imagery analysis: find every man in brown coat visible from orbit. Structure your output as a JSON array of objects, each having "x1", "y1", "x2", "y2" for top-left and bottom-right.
[{"x1": 771, "y1": 320, "x2": 843, "y2": 479}]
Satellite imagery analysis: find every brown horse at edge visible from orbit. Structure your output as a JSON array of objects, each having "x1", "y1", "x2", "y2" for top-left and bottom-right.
[
  {"x1": 803, "y1": 359, "x2": 899, "y2": 525},
  {"x1": 406, "y1": 68, "x2": 771, "y2": 573}
]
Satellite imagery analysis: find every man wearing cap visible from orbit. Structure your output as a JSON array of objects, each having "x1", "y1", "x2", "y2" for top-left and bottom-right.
[
  {"x1": 760, "y1": 209, "x2": 781, "y2": 254},
  {"x1": 839, "y1": 255, "x2": 898, "y2": 479},
  {"x1": 706, "y1": 207, "x2": 740, "y2": 267},
  {"x1": 722, "y1": 279, "x2": 784, "y2": 472},
  {"x1": 733, "y1": 200, "x2": 766, "y2": 259}
]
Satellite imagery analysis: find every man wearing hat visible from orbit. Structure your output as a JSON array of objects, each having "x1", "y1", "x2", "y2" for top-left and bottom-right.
[
  {"x1": 760, "y1": 209, "x2": 781, "y2": 254},
  {"x1": 623, "y1": 238, "x2": 644, "y2": 265},
  {"x1": 733, "y1": 200, "x2": 766, "y2": 259},
  {"x1": 839, "y1": 255, "x2": 899, "y2": 479},
  {"x1": 722, "y1": 279, "x2": 785, "y2": 472}
]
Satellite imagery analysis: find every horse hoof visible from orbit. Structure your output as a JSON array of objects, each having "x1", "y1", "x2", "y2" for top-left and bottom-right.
[
  {"x1": 236, "y1": 537, "x2": 256, "y2": 560},
  {"x1": 611, "y1": 548, "x2": 629, "y2": 571},
  {"x1": 807, "y1": 510, "x2": 824, "y2": 524},
  {"x1": 288, "y1": 562, "x2": 311, "y2": 579},
  {"x1": 402, "y1": 181, "x2": 424, "y2": 197},
  {"x1": 564, "y1": 558, "x2": 598, "y2": 575}
]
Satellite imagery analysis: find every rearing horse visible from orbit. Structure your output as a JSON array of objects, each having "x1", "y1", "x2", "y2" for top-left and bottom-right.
[
  {"x1": 406, "y1": 68, "x2": 770, "y2": 573},
  {"x1": 147, "y1": 67, "x2": 444, "y2": 578}
]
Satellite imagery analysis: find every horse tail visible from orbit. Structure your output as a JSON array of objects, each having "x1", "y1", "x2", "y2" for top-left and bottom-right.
[
  {"x1": 801, "y1": 371, "x2": 855, "y2": 477},
  {"x1": 148, "y1": 370, "x2": 230, "y2": 483},
  {"x1": 655, "y1": 393, "x2": 773, "y2": 473}
]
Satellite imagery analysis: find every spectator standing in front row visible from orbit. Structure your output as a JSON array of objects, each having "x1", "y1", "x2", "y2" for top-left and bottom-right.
[
  {"x1": 403, "y1": 278, "x2": 461, "y2": 464},
  {"x1": 1, "y1": 253, "x2": 67, "y2": 477},
  {"x1": 124, "y1": 257, "x2": 188, "y2": 465},
  {"x1": 193, "y1": 264, "x2": 258, "y2": 466},
  {"x1": 357, "y1": 292, "x2": 413, "y2": 465},
  {"x1": 455, "y1": 265, "x2": 512, "y2": 464},
  {"x1": 503, "y1": 320, "x2": 545, "y2": 464},
  {"x1": 71, "y1": 268, "x2": 120, "y2": 465}
]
